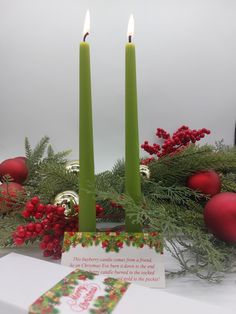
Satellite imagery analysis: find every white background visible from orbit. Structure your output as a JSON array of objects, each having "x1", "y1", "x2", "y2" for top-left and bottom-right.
[{"x1": 0, "y1": 0, "x2": 235, "y2": 172}]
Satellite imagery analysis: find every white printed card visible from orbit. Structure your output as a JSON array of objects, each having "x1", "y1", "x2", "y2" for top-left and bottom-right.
[{"x1": 61, "y1": 232, "x2": 165, "y2": 288}]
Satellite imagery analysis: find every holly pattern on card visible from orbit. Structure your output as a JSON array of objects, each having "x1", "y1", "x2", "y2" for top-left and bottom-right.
[
  {"x1": 29, "y1": 269, "x2": 130, "y2": 314},
  {"x1": 62, "y1": 232, "x2": 163, "y2": 254}
]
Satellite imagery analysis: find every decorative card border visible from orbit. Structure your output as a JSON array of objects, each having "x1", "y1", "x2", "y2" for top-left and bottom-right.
[
  {"x1": 62, "y1": 232, "x2": 163, "y2": 254},
  {"x1": 29, "y1": 268, "x2": 130, "y2": 314}
]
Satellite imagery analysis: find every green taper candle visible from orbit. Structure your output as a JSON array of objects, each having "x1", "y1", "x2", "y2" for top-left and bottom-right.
[
  {"x1": 79, "y1": 11, "x2": 96, "y2": 231},
  {"x1": 125, "y1": 15, "x2": 142, "y2": 232}
]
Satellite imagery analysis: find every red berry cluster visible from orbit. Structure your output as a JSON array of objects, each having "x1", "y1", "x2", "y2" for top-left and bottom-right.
[
  {"x1": 141, "y1": 125, "x2": 211, "y2": 160},
  {"x1": 13, "y1": 196, "x2": 78, "y2": 259},
  {"x1": 141, "y1": 142, "x2": 161, "y2": 155},
  {"x1": 13, "y1": 196, "x2": 106, "y2": 259},
  {"x1": 96, "y1": 204, "x2": 105, "y2": 217},
  {"x1": 141, "y1": 157, "x2": 155, "y2": 165},
  {"x1": 156, "y1": 128, "x2": 170, "y2": 139}
]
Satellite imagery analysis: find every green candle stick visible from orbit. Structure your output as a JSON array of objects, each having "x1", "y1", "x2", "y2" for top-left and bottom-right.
[
  {"x1": 79, "y1": 11, "x2": 96, "y2": 232},
  {"x1": 125, "y1": 15, "x2": 142, "y2": 232}
]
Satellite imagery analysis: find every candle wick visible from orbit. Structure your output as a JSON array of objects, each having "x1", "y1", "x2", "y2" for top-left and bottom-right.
[
  {"x1": 128, "y1": 35, "x2": 132, "y2": 43},
  {"x1": 83, "y1": 32, "x2": 89, "y2": 42}
]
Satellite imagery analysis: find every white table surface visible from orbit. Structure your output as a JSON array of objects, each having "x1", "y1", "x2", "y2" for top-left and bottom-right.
[{"x1": 0, "y1": 246, "x2": 235, "y2": 313}]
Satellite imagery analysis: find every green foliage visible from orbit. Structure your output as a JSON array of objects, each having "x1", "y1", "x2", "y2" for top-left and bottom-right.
[
  {"x1": 95, "y1": 160, "x2": 125, "y2": 194},
  {"x1": 221, "y1": 173, "x2": 236, "y2": 192},
  {"x1": 95, "y1": 143, "x2": 236, "y2": 282},
  {"x1": 33, "y1": 162, "x2": 79, "y2": 203},
  {"x1": 0, "y1": 213, "x2": 24, "y2": 247},
  {"x1": 1, "y1": 137, "x2": 236, "y2": 282},
  {"x1": 24, "y1": 136, "x2": 72, "y2": 202},
  {"x1": 0, "y1": 137, "x2": 73, "y2": 245},
  {"x1": 148, "y1": 144, "x2": 236, "y2": 186},
  {"x1": 96, "y1": 192, "x2": 236, "y2": 282}
]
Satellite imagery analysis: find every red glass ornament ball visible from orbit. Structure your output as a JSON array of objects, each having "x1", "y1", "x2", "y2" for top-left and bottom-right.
[
  {"x1": 0, "y1": 157, "x2": 28, "y2": 184},
  {"x1": 186, "y1": 170, "x2": 221, "y2": 196},
  {"x1": 204, "y1": 192, "x2": 236, "y2": 243}
]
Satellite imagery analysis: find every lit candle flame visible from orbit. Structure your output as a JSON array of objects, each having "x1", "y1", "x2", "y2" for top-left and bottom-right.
[
  {"x1": 83, "y1": 10, "x2": 90, "y2": 40},
  {"x1": 127, "y1": 14, "x2": 134, "y2": 41}
]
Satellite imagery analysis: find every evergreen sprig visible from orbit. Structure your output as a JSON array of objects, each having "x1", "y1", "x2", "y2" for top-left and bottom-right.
[
  {"x1": 35, "y1": 162, "x2": 79, "y2": 203},
  {"x1": 98, "y1": 193, "x2": 235, "y2": 282},
  {"x1": 0, "y1": 213, "x2": 24, "y2": 248},
  {"x1": 24, "y1": 136, "x2": 71, "y2": 201},
  {"x1": 148, "y1": 144, "x2": 236, "y2": 186},
  {"x1": 95, "y1": 160, "x2": 125, "y2": 194},
  {"x1": 0, "y1": 137, "x2": 236, "y2": 282}
]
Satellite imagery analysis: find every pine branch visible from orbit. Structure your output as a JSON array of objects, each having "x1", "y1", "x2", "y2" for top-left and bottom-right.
[
  {"x1": 25, "y1": 137, "x2": 32, "y2": 159},
  {"x1": 50, "y1": 150, "x2": 72, "y2": 162},
  {"x1": 25, "y1": 136, "x2": 50, "y2": 185},
  {"x1": 24, "y1": 137, "x2": 72, "y2": 201},
  {"x1": 142, "y1": 180, "x2": 207, "y2": 208},
  {"x1": 96, "y1": 187, "x2": 236, "y2": 282},
  {"x1": 0, "y1": 213, "x2": 24, "y2": 248},
  {"x1": 221, "y1": 173, "x2": 236, "y2": 192},
  {"x1": 35, "y1": 162, "x2": 79, "y2": 203},
  {"x1": 28, "y1": 136, "x2": 49, "y2": 166},
  {"x1": 47, "y1": 145, "x2": 54, "y2": 158},
  {"x1": 2, "y1": 137, "x2": 234, "y2": 282},
  {"x1": 135, "y1": 200, "x2": 236, "y2": 281},
  {"x1": 46, "y1": 144, "x2": 71, "y2": 162},
  {"x1": 149, "y1": 144, "x2": 236, "y2": 186}
]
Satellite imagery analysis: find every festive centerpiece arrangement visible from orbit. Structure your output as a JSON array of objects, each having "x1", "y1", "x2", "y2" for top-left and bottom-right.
[
  {"x1": 0, "y1": 128, "x2": 235, "y2": 282},
  {"x1": 0, "y1": 12, "x2": 235, "y2": 284}
]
